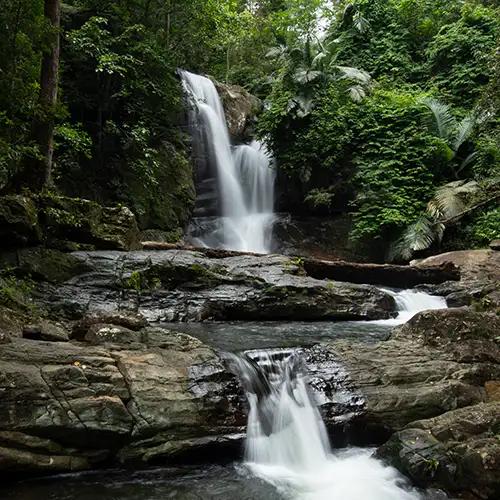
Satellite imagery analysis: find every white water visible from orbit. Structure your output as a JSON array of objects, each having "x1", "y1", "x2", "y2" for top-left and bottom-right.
[
  {"x1": 181, "y1": 71, "x2": 275, "y2": 253},
  {"x1": 373, "y1": 289, "x2": 448, "y2": 325},
  {"x1": 228, "y1": 349, "x2": 420, "y2": 500}
]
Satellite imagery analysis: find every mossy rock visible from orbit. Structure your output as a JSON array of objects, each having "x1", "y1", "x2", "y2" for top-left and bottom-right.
[
  {"x1": 0, "y1": 247, "x2": 90, "y2": 283},
  {"x1": 0, "y1": 195, "x2": 42, "y2": 248},
  {"x1": 124, "y1": 142, "x2": 195, "y2": 232},
  {"x1": 38, "y1": 194, "x2": 140, "y2": 251}
]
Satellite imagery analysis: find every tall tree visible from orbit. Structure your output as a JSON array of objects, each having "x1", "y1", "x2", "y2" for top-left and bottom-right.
[{"x1": 29, "y1": 0, "x2": 60, "y2": 191}]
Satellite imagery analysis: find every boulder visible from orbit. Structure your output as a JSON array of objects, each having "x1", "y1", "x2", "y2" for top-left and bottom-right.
[
  {"x1": 35, "y1": 250, "x2": 397, "y2": 322},
  {"x1": 0, "y1": 330, "x2": 246, "y2": 475},
  {"x1": 321, "y1": 309, "x2": 500, "y2": 438},
  {"x1": 378, "y1": 402, "x2": 500, "y2": 499},
  {"x1": 0, "y1": 247, "x2": 90, "y2": 283},
  {"x1": 489, "y1": 239, "x2": 500, "y2": 251},
  {"x1": 39, "y1": 194, "x2": 141, "y2": 251},
  {"x1": 22, "y1": 320, "x2": 69, "y2": 342},
  {"x1": 212, "y1": 80, "x2": 261, "y2": 139},
  {"x1": 72, "y1": 311, "x2": 148, "y2": 340},
  {"x1": 0, "y1": 195, "x2": 41, "y2": 247},
  {"x1": 414, "y1": 250, "x2": 499, "y2": 310}
]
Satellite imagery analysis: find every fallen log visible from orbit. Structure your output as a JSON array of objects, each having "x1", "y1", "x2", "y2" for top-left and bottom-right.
[{"x1": 140, "y1": 241, "x2": 460, "y2": 287}]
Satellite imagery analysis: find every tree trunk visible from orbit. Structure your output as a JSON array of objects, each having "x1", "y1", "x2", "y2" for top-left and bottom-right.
[{"x1": 28, "y1": 0, "x2": 61, "y2": 191}]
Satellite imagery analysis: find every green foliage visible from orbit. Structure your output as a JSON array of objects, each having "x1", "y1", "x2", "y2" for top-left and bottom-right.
[
  {"x1": 472, "y1": 208, "x2": 500, "y2": 245},
  {"x1": 0, "y1": 271, "x2": 36, "y2": 312},
  {"x1": 350, "y1": 89, "x2": 448, "y2": 243}
]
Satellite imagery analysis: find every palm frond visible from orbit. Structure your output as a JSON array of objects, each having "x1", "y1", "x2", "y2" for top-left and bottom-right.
[
  {"x1": 427, "y1": 180, "x2": 479, "y2": 219},
  {"x1": 311, "y1": 51, "x2": 327, "y2": 69},
  {"x1": 389, "y1": 215, "x2": 440, "y2": 261},
  {"x1": 336, "y1": 65, "x2": 371, "y2": 84},
  {"x1": 293, "y1": 69, "x2": 322, "y2": 85},
  {"x1": 348, "y1": 85, "x2": 366, "y2": 102},
  {"x1": 420, "y1": 97, "x2": 455, "y2": 141},
  {"x1": 265, "y1": 45, "x2": 287, "y2": 59},
  {"x1": 353, "y1": 12, "x2": 370, "y2": 33},
  {"x1": 456, "y1": 151, "x2": 479, "y2": 175},
  {"x1": 453, "y1": 114, "x2": 475, "y2": 151}
]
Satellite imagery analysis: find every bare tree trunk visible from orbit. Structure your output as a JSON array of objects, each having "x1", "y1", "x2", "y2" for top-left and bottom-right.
[{"x1": 28, "y1": 0, "x2": 61, "y2": 191}]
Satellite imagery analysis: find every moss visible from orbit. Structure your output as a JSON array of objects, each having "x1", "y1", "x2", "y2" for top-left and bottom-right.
[
  {"x1": 125, "y1": 142, "x2": 195, "y2": 232},
  {"x1": 0, "y1": 194, "x2": 42, "y2": 247},
  {"x1": 0, "y1": 272, "x2": 37, "y2": 314},
  {"x1": 38, "y1": 193, "x2": 140, "y2": 250}
]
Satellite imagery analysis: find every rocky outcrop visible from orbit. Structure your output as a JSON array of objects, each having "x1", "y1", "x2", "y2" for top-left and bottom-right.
[
  {"x1": 0, "y1": 326, "x2": 360, "y2": 475},
  {"x1": 272, "y1": 214, "x2": 365, "y2": 261},
  {"x1": 0, "y1": 329, "x2": 245, "y2": 475},
  {"x1": 414, "y1": 249, "x2": 499, "y2": 309},
  {"x1": 0, "y1": 195, "x2": 41, "y2": 247},
  {"x1": 33, "y1": 250, "x2": 397, "y2": 322},
  {"x1": 0, "y1": 194, "x2": 141, "y2": 251},
  {"x1": 378, "y1": 402, "x2": 500, "y2": 499},
  {"x1": 322, "y1": 309, "x2": 500, "y2": 439},
  {"x1": 212, "y1": 80, "x2": 261, "y2": 140},
  {"x1": 39, "y1": 194, "x2": 141, "y2": 251}
]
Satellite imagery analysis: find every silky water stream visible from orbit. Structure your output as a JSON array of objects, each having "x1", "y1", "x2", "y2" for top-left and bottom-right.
[{"x1": 3, "y1": 291, "x2": 449, "y2": 499}]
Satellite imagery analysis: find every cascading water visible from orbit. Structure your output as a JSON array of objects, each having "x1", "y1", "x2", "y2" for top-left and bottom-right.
[
  {"x1": 180, "y1": 70, "x2": 275, "y2": 253},
  {"x1": 227, "y1": 349, "x2": 420, "y2": 500},
  {"x1": 375, "y1": 289, "x2": 448, "y2": 325}
]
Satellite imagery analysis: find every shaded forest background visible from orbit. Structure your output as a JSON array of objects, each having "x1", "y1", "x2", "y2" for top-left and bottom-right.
[{"x1": 0, "y1": 0, "x2": 498, "y2": 260}]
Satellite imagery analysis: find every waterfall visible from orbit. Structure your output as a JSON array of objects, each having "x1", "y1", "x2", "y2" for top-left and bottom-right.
[
  {"x1": 227, "y1": 349, "x2": 420, "y2": 500},
  {"x1": 374, "y1": 289, "x2": 448, "y2": 325},
  {"x1": 180, "y1": 70, "x2": 275, "y2": 253}
]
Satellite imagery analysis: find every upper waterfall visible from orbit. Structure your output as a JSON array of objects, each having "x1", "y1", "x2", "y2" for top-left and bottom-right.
[{"x1": 180, "y1": 70, "x2": 275, "y2": 253}]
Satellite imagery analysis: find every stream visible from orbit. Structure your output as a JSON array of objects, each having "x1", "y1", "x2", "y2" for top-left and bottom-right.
[
  {"x1": 3, "y1": 290, "x2": 449, "y2": 500},
  {"x1": 2, "y1": 72, "x2": 451, "y2": 500}
]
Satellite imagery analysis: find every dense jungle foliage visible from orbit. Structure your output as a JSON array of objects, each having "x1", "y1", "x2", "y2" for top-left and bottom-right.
[{"x1": 0, "y1": 0, "x2": 498, "y2": 259}]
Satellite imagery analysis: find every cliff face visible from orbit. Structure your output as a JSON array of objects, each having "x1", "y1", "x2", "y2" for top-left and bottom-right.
[{"x1": 212, "y1": 79, "x2": 262, "y2": 141}]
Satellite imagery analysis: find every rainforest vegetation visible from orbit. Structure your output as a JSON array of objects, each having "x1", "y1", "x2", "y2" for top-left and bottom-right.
[{"x1": 1, "y1": 0, "x2": 499, "y2": 260}]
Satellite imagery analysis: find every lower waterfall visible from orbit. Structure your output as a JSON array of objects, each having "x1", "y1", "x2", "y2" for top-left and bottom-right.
[{"x1": 227, "y1": 349, "x2": 420, "y2": 500}]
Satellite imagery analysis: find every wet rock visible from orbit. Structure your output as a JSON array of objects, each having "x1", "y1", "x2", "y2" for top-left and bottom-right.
[
  {"x1": 39, "y1": 194, "x2": 141, "y2": 251},
  {"x1": 0, "y1": 330, "x2": 246, "y2": 475},
  {"x1": 414, "y1": 249, "x2": 500, "y2": 310},
  {"x1": 489, "y1": 239, "x2": 500, "y2": 251},
  {"x1": 0, "y1": 195, "x2": 41, "y2": 248},
  {"x1": 72, "y1": 311, "x2": 148, "y2": 340},
  {"x1": 321, "y1": 309, "x2": 500, "y2": 438},
  {"x1": 36, "y1": 250, "x2": 396, "y2": 322},
  {"x1": 378, "y1": 402, "x2": 500, "y2": 499},
  {"x1": 212, "y1": 80, "x2": 261, "y2": 139},
  {"x1": 0, "y1": 247, "x2": 90, "y2": 283},
  {"x1": 84, "y1": 324, "x2": 140, "y2": 345},
  {"x1": 22, "y1": 320, "x2": 69, "y2": 342},
  {"x1": 272, "y1": 214, "x2": 368, "y2": 261}
]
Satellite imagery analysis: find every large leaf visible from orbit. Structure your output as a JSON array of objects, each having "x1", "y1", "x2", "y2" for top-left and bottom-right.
[
  {"x1": 294, "y1": 69, "x2": 322, "y2": 85},
  {"x1": 336, "y1": 65, "x2": 371, "y2": 84},
  {"x1": 353, "y1": 11, "x2": 370, "y2": 33},
  {"x1": 420, "y1": 97, "x2": 456, "y2": 142},
  {"x1": 453, "y1": 114, "x2": 475, "y2": 151},
  {"x1": 348, "y1": 85, "x2": 366, "y2": 102},
  {"x1": 427, "y1": 180, "x2": 479, "y2": 219},
  {"x1": 389, "y1": 215, "x2": 441, "y2": 261}
]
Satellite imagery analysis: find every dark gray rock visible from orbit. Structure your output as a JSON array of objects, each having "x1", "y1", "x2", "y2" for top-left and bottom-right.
[
  {"x1": 321, "y1": 309, "x2": 500, "y2": 437},
  {"x1": 22, "y1": 320, "x2": 69, "y2": 342},
  {"x1": 0, "y1": 195, "x2": 41, "y2": 248},
  {"x1": 378, "y1": 402, "x2": 500, "y2": 500},
  {"x1": 0, "y1": 330, "x2": 246, "y2": 474},
  {"x1": 34, "y1": 250, "x2": 397, "y2": 322}
]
